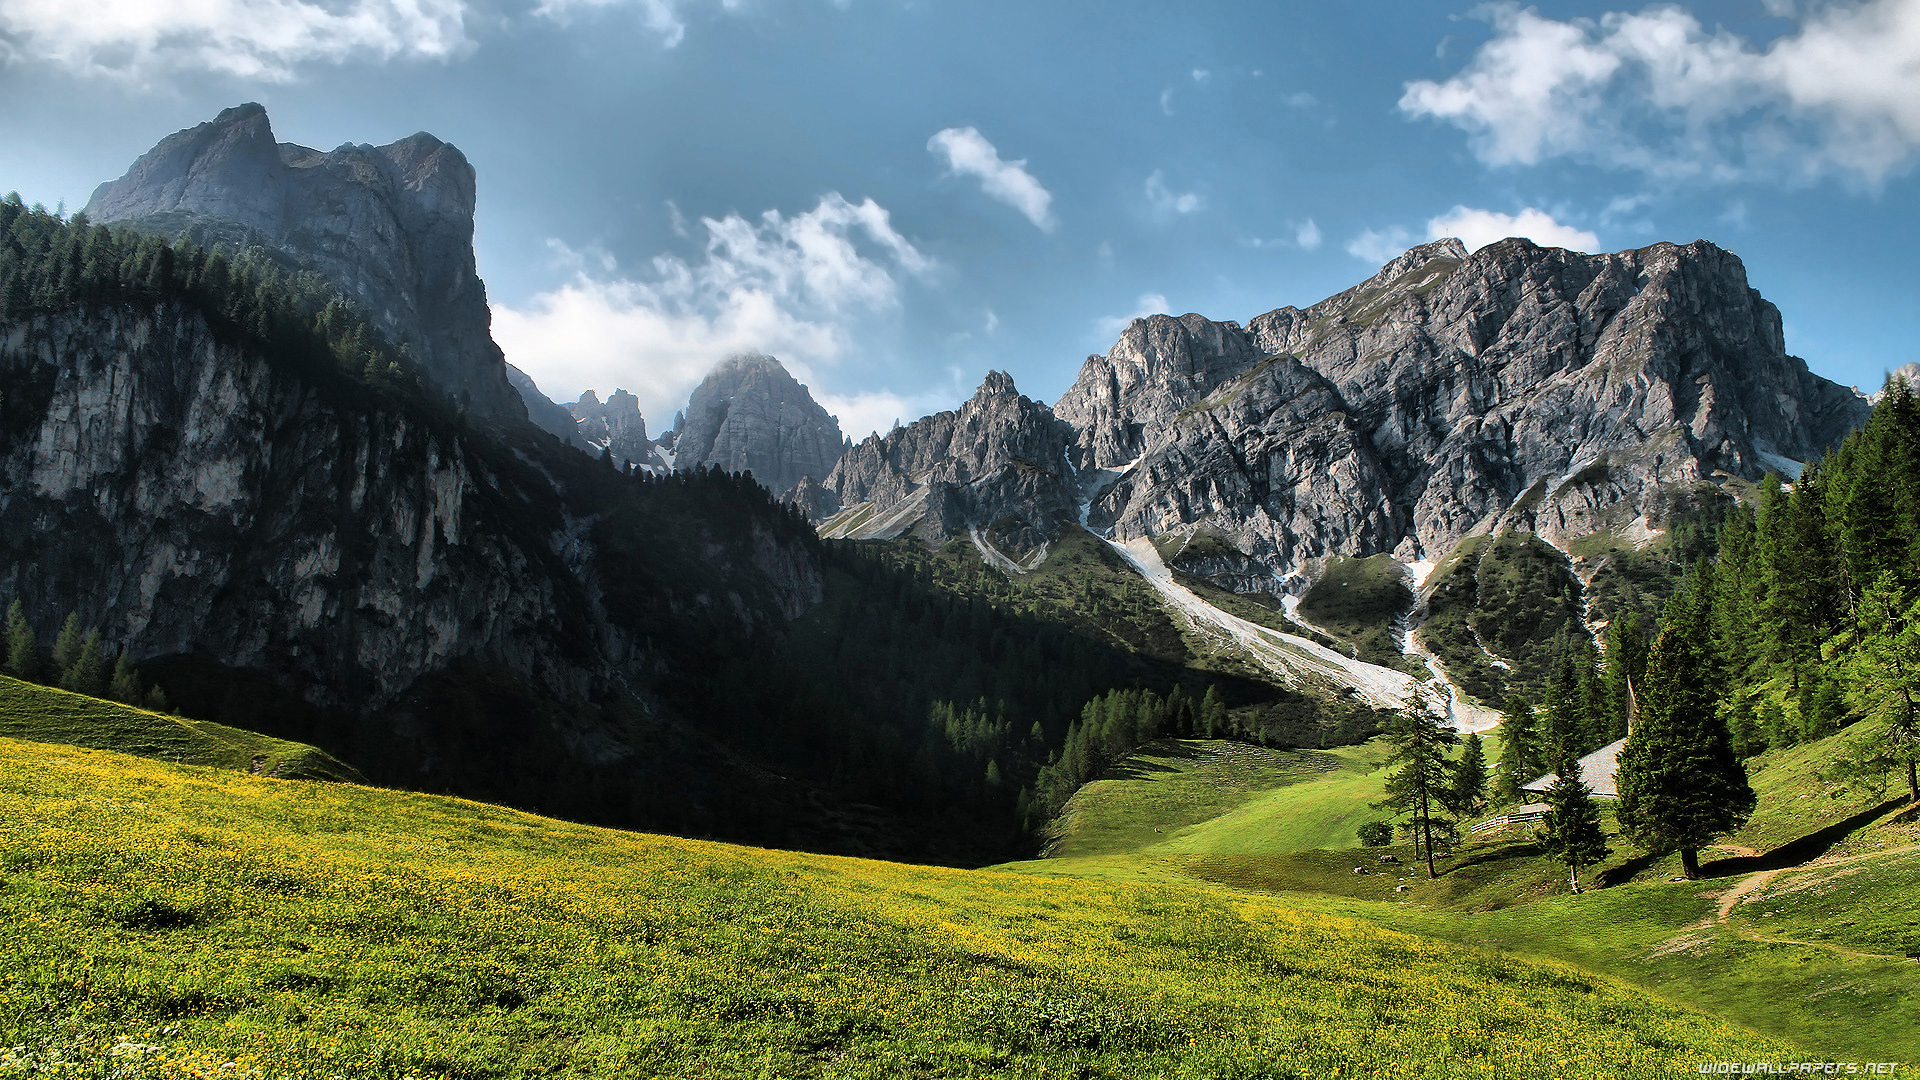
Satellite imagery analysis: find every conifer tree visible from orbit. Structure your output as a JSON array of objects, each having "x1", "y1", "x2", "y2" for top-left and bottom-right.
[
  {"x1": 49, "y1": 613, "x2": 83, "y2": 683},
  {"x1": 1446, "y1": 732, "x2": 1489, "y2": 818},
  {"x1": 1842, "y1": 572, "x2": 1920, "y2": 804},
  {"x1": 4, "y1": 599, "x2": 35, "y2": 682},
  {"x1": 1377, "y1": 709, "x2": 1459, "y2": 878},
  {"x1": 1495, "y1": 694, "x2": 1541, "y2": 801},
  {"x1": 1603, "y1": 613, "x2": 1649, "y2": 744},
  {"x1": 1614, "y1": 581, "x2": 1755, "y2": 879},
  {"x1": 60, "y1": 630, "x2": 108, "y2": 697},
  {"x1": 109, "y1": 652, "x2": 142, "y2": 705},
  {"x1": 1535, "y1": 753, "x2": 1612, "y2": 893}
]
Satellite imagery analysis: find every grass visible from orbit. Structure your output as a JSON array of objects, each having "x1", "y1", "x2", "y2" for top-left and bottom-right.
[
  {"x1": 1730, "y1": 847, "x2": 1920, "y2": 957},
  {"x1": 1298, "y1": 555, "x2": 1415, "y2": 670},
  {"x1": 0, "y1": 675, "x2": 360, "y2": 782},
  {"x1": 1030, "y1": 736, "x2": 1401, "y2": 859},
  {"x1": 1010, "y1": 724, "x2": 1920, "y2": 1065},
  {"x1": 0, "y1": 737, "x2": 1798, "y2": 1078},
  {"x1": 1038, "y1": 739, "x2": 1358, "y2": 858}
]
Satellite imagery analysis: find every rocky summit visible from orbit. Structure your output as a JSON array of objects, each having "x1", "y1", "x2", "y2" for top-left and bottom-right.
[
  {"x1": 816, "y1": 237, "x2": 1870, "y2": 590},
  {"x1": 570, "y1": 388, "x2": 661, "y2": 471},
  {"x1": 818, "y1": 371, "x2": 1080, "y2": 554},
  {"x1": 84, "y1": 103, "x2": 525, "y2": 423},
  {"x1": 672, "y1": 352, "x2": 847, "y2": 496}
]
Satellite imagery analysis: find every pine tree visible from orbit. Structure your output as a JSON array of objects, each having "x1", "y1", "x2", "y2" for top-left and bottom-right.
[
  {"x1": 49, "y1": 613, "x2": 83, "y2": 683},
  {"x1": 1377, "y1": 709, "x2": 1459, "y2": 878},
  {"x1": 1603, "y1": 612, "x2": 1649, "y2": 744},
  {"x1": 1614, "y1": 581, "x2": 1756, "y2": 879},
  {"x1": 145, "y1": 685, "x2": 171, "y2": 713},
  {"x1": 1495, "y1": 694, "x2": 1541, "y2": 801},
  {"x1": 1535, "y1": 753, "x2": 1612, "y2": 893},
  {"x1": 1446, "y1": 732, "x2": 1489, "y2": 818},
  {"x1": 4, "y1": 599, "x2": 35, "y2": 682},
  {"x1": 1842, "y1": 571, "x2": 1920, "y2": 804},
  {"x1": 60, "y1": 630, "x2": 108, "y2": 697},
  {"x1": 109, "y1": 652, "x2": 142, "y2": 705}
]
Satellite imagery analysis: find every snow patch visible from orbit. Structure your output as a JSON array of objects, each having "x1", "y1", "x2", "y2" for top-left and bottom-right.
[{"x1": 1404, "y1": 559, "x2": 1437, "y2": 590}]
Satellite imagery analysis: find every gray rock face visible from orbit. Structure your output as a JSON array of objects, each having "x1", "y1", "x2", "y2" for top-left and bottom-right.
[
  {"x1": 1075, "y1": 237, "x2": 1869, "y2": 575},
  {"x1": 819, "y1": 371, "x2": 1079, "y2": 547},
  {"x1": 674, "y1": 352, "x2": 845, "y2": 495},
  {"x1": 507, "y1": 363, "x2": 594, "y2": 452},
  {"x1": 84, "y1": 103, "x2": 525, "y2": 422},
  {"x1": 1055, "y1": 311, "x2": 1267, "y2": 469},
  {"x1": 0, "y1": 304, "x2": 822, "y2": 710},
  {"x1": 569, "y1": 388, "x2": 658, "y2": 470},
  {"x1": 809, "y1": 237, "x2": 1869, "y2": 593}
]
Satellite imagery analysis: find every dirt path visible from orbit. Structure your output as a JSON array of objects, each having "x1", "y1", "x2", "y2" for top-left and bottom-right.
[{"x1": 1713, "y1": 843, "x2": 1920, "y2": 961}]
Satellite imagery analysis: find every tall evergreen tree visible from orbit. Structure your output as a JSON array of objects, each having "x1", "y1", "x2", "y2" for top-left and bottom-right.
[
  {"x1": 3, "y1": 599, "x2": 35, "y2": 682},
  {"x1": 1446, "y1": 732, "x2": 1490, "y2": 819},
  {"x1": 1377, "y1": 709, "x2": 1460, "y2": 878},
  {"x1": 109, "y1": 652, "x2": 142, "y2": 705},
  {"x1": 49, "y1": 613, "x2": 83, "y2": 683},
  {"x1": 1842, "y1": 572, "x2": 1920, "y2": 804},
  {"x1": 1603, "y1": 612, "x2": 1649, "y2": 744},
  {"x1": 1535, "y1": 752, "x2": 1612, "y2": 894},
  {"x1": 1496, "y1": 694, "x2": 1542, "y2": 802},
  {"x1": 59, "y1": 630, "x2": 108, "y2": 697},
  {"x1": 1614, "y1": 581, "x2": 1756, "y2": 879}
]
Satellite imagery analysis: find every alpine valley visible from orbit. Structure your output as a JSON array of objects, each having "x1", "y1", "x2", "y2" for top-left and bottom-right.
[{"x1": 2, "y1": 104, "x2": 1916, "y2": 1077}]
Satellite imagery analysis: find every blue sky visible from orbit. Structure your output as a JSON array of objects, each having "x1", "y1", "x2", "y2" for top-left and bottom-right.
[{"x1": 2, "y1": 0, "x2": 1917, "y2": 439}]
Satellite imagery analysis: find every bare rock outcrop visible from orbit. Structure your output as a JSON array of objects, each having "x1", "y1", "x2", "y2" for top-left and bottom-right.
[
  {"x1": 674, "y1": 352, "x2": 845, "y2": 496},
  {"x1": 819, "y1": 371, "x2": 1079, "y2": 547},
  {"x1": 84, "y1": 103, "x2": 525, "y2": 422}
]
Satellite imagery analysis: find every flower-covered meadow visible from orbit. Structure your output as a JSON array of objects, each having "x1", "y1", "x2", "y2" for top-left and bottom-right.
[{"x1": 0, "y1": 737, "x2": 1793, "y2": 1078}]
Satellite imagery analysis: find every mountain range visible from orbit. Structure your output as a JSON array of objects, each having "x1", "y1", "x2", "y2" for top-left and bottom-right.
[{"x1": 0, "y1": 103, "x2": 1877, "y2": 861}]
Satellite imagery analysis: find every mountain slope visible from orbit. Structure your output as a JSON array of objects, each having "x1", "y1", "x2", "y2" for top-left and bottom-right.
[
  {"x1": 0, "y1": 736, "x2": 1794, "y2": 1077},
  {"x1": 672, "y1": 351, "x2": 845, "y2": 496},
  {"x1": 84, "y1": 103, "x2": 525, "y2": 422}
]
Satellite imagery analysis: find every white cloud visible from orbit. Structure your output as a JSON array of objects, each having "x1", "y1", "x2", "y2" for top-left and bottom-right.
[
  {"x1": 533, "y1": 0, "x2": 745, "y2": 48},
  {"x1": 1425, "y1": 205, "x2": 1600, "y2": 253},
  {"x1": 1191, "y1": 67, "x2": 1211, "y2": 83},
  {"x1": 1399, "y1": 0, "x2": 1920, "y2": 184},
  {"x1": 817, "y1": 385, "x2": 965, "y2": 443},
  {"x1": 927, "y1": 126, "x2": 1057, "y2": 232},
  {"x1": 0, "y1": 0, "x2": 469, "y2": 80},
  {"x1": 1346, "y1": 226, "x2": 1413, "y2": 264},
  {"x1": 1096, "y1": 292, "x2": 1170, "y2": 339},
  {"x1": 1160, "y1": 87, "x2": 1175, "y2": 116},
  {"x1": 1145, "y1": 170, "x2": 1203, "y2": 216},
  {"x1": 493, "y1": 194, "x2": 930, "y2": 429},
  {"x1": 1295, "y1": 218, "x2": 1323, "y2": 250}
]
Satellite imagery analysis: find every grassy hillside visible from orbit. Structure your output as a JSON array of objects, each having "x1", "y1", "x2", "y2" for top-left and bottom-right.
[
  {"x1": 0, "y1": 675, "x2": 360, "y2": 781},
  {"x1": 0, "y1": 737, "x2": 1793, "y2": 1078},
  {"x1": 1298, "y1": 555, "x2": 1415, "y2": 671},
  {"x1": 1014, "y1": 723, "x2": 1920, "y2": 1063}
]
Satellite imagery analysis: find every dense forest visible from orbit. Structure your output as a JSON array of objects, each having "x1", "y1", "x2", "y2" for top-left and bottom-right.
[{"x1": 0, "y1": 195, "x2": 418, "y2": 400}]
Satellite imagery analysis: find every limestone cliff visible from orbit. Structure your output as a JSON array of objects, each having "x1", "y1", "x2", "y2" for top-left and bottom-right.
[
  {"x1": 84, "y1": 103, "x2": 525, "y2": 422},
  {"x1": 818, "y1": 371, "x2": 1079, "y2": 551},
  {"x1": 1067, "y1": 238, "x2": 1869, "y2": 576},
  {"x1": 674, "y1": 352, "x2": 845, "y2": 496}
]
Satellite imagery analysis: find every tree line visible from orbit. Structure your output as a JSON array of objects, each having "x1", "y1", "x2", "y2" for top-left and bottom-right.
[
  {"x1": 0, "y1": 195, "x2": 418, "y2": 398},
  {"x1": 2, "y1": 600, "x2": 166, "y2": 710}
]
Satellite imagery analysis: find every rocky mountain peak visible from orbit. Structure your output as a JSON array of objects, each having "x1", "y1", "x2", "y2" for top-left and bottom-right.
[
  {"x1": 571, "y1": 388, "x2": 656, "y2": 470},
  {"x1": 83, "y1": 103, "x2": 521, "y2": 423},
  {"x1": 817, "y1": 371, "x2": 1079, "y2": 545},
  {"x1": 674, "y1": 352, "x2": 845, "y2": 496}
]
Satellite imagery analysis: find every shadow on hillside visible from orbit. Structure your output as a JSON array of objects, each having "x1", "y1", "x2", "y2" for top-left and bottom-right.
[
  {"x1": 1700, "y1": 798, "x2": 1910, "y2": 878},
  {"x1": 1596, "y1": 851, "x2": 1664, "y2": 888},
  {"x1": 1101, "y1": 739, "x2": 1213, "y2": 780}
]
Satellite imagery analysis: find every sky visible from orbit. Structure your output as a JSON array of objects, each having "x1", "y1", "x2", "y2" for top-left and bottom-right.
[{"x1": 2, "y1": 0, "x2": 1917, "y2": 440}]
